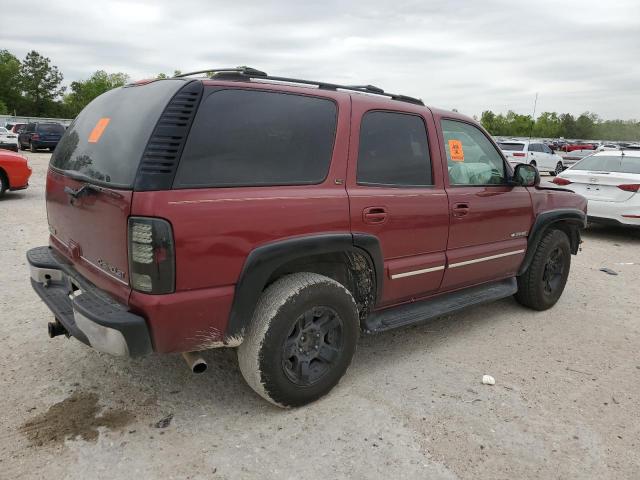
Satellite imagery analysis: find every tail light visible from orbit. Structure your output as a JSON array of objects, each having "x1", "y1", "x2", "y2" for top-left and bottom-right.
[
  {"x1": 128, "y1": 217, "x2": 175, "y2": 294},
  {"x1": 552, "y1": 177, "x2": 573, "y2": 185},
  {"x1": 513, "y1": 153, "x2": 526, "y2": 157},
  {"x1": 618, "y1": 184, "x2": 640, "y2": 193},
  {"x1": 31, "y1": 133, "x2": 40, "y2": 140}
]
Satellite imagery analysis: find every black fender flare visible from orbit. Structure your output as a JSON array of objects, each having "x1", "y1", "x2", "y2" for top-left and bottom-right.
[
  {"x1": 518, "y1": 209, "x2": 586, "y2": 276},
  {"x1": 226, "y1": 233, "x2": 384, "y2": 339}
]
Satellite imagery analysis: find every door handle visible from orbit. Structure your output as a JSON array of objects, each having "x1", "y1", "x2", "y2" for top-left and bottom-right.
[
  {"x1": 452, "y1": 202, "x2": 470, "y2": 217},
  {"x1": 363, "y1": 207, "x2": 388, "y2": 224}
]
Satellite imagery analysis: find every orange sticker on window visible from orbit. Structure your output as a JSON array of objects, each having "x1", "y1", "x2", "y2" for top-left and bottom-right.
[
  {"x1": 448, "y1": 139, "x2": 464, "y2": 161},
  {"x1": 88, "y1": 117, "x2": 110, "y2": 143}
]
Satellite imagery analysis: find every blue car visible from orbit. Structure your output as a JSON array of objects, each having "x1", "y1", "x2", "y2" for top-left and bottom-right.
[{"x1": 18, "y1": 122, "x2": 66, "y2": 152}]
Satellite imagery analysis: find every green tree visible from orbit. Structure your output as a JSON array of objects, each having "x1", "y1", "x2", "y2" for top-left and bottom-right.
[
  {"x1": 19, "y1": 50, "x2": 65, "y2": 116},
  {"x1": 156, "y1": 70, "x2": 182, "y2": 79},
  {"x1": 63, "y1": 70, "x2": 129, "y2": 116},
  {"x1": 532, "y1": 112, "x2": 561, "y2": 138},
  {"x1": 0, "y1": 99, "x2": 8, "y2": 114},
  {"x1": 0, "y1": 50, "x2": 22, "y2": 114},
  {"x1": 559, "y1": 113, "x2": 577, "y2": 138}
]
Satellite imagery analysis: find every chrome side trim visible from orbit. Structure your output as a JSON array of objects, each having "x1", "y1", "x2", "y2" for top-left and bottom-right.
[
  {"x1": 448, "y1": 249, "x2": 525, "y2": 269},
  {"x1": 390, "y1": 265, "x2": 445, "y2": 279}
]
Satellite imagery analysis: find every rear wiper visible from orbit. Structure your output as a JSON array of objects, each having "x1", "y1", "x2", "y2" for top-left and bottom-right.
[{"x1": 62, "y1": 171, "x2": 123, "y2": 199}]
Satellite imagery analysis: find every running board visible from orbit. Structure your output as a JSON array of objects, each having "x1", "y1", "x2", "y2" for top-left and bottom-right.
[{"x1": 363, "y1": 278, "x2": 518, "y2": 333}]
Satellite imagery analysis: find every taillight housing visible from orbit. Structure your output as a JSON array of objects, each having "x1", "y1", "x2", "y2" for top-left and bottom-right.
[
  {"x1": 128, "y1": 217, "x2": 175, "y2": 294},
  {"x1": 31, "y1": 133, "x2": 40, "y2": 140},
  {"x1": 513, "y1": 152, "x2": 526, "y2": 157},
  {"x1": 552, "y1": 177, "x2": 573, "y2": 185},
  {"x1": 618, "y1": 184, "x2": 640, "y2": 193}
]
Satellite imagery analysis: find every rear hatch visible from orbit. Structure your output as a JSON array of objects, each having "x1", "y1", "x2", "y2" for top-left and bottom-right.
[
  {"x1": 558, "y1": 154, "x2": 640, "y2": 202},
  {"x1": 36, "y1": 123, "x2": 65, "y2": 143},
  {"x1": 46, "y1": 79, "x2": 188, "y2": 302},
  {"x1": 498, "y1": 142, "x2": 528, "y2": 162}
]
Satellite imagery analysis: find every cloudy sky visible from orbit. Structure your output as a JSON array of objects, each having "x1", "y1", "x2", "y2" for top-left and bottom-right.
[{"x1": 3, "y1": 0, "x2": 639, "y2": 119}]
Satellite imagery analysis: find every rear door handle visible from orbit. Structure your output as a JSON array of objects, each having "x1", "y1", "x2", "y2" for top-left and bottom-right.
[
  {"x1": 452, "y1": 202, "x2": 470, "y2": 217},
  {"x1": 363, "y1": 207, "x2": 388, "y2": 224}
]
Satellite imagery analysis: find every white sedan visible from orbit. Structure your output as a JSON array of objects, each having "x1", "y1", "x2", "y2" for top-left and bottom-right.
[
  {"x1": 0, "y1": 127, "x2": 19, "y2": 152},
  {"x1": 552, "y1": 150, "x2": 640, "y2": 227},
  {"x1": 498, "y1": 140, "x2": 566, "y2": 176}
]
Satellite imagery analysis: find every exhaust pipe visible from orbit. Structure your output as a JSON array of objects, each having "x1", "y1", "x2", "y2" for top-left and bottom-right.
[
  {"x1": 48, "y1": 319, "x2": 67, "y2": 338},
  {"x1": 182, "y1": 351, "x2": 207, "y2": 374}
]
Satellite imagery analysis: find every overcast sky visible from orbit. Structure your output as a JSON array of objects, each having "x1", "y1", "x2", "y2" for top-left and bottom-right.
[{"x1": 2, "y1": 0, "x2": 639, "y2": 119}]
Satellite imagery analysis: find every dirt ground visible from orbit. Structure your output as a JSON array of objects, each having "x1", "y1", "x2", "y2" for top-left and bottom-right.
[{"x1": 1, "y1": 152, "x2": 639, "y2": 480}]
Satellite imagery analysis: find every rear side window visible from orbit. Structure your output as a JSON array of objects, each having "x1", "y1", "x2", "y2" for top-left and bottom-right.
[
  {"x1": 50, "y1": 79, "x2": 186, "y2": 188},
  {"x1": 173, "y1": 90, "x2": 337, "y2": 188},
  {"x1": 357, "y1": 111, "x2": 432, "y2": 186}
]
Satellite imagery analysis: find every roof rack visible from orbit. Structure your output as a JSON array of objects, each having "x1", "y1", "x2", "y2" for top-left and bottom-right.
[{"x1": 174, "y1": 67, "x2": 424, "y2": 106}]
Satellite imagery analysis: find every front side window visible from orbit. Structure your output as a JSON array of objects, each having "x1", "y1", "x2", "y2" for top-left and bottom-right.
[
  {"x1": 357, "y1": 111, "x2": 432, "y2": 186},
  {"x1": 441, "y1": 120, "x2": 506, "y2": 186},
  {"x1": 174, "y1": 90, "x2": 337, "y2": 188}
]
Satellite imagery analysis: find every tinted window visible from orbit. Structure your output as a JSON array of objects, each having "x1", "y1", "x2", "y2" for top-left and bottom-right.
[
  {"x1": 357, "y1": 111, "x2": 432, "y2": 186},
  {"x1": 528, "y1": 143, "x2": 541, "y2": 152},
  {"x1": 498, "y1": 142, "x2": 524, "y2": 151},
  {"x1": 441, "y1": 120, "x2": 506, "y2": 185},
  {"x1": 174, "y1": 90, "x2": 337, "y2": 188},
  {"x1": 51, "y1": 79, "x2": 186, "y2": 187},
  {"x1": 37, "y1": 123, "x2": 65, "y2": 134},
  {"x1": 542, "y1": 144, "x2": 553, "y2": 154},
  {"x1": 572, "y1": 155, "x2": 640, "y2": 174}
]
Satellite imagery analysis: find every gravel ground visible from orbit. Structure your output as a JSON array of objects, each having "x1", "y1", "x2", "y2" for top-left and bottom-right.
[{"x1": 1, "y1": 152, "x2": 639, "y2": 480}]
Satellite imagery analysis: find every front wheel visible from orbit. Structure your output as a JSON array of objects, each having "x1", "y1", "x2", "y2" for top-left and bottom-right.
[
  {"x1": 238, "y1": 272, "x2": 359, "y2": 407},
  {"x1": 515, "y1": 229, "x2": 571, "y2": 310},
  {"x1": 550, "y1": 161, "x2": 564, "y2": 176},
  {"x1": 29, "y1": 142, "x2": 37, "y2": 153}
]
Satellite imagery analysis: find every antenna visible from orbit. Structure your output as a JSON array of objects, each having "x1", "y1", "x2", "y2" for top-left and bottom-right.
[{"x1": 528, "y1": 92, "x2": 538, "y2": 142}]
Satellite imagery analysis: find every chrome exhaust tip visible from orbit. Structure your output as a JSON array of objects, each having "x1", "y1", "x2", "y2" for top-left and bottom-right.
[{"x1": 182, "y1": 351, "x2": 207, "y2": 374}]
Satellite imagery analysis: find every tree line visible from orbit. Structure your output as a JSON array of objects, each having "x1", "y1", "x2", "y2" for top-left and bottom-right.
[
  {"x1": 1, "y1": 49, "x2": 639, "y2": 141},
  {"x1": 480, "y1": 110, "x2": 640, "y2": 141}
]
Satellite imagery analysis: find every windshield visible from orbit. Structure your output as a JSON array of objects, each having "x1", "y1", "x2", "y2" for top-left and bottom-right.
[
  {"x1": 498, "y1": 142, "x2": 524, "y2": 151},
  {"x1": 572, "y1": 155, "x2": 640, "y2": 174},
  {"x1": 50, "y1": 79, "x2": 186, "y2": 188}
]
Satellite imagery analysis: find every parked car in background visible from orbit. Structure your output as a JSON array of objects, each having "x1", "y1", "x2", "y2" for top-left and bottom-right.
[
  {"x1": 10, "y1": 123, "x2": 26, "y2": 134},
  {"x1": 553, "y1": 150, "x2": 640, "y2": 227},
  {"x1": 18, "y1": 122, "x2": 65, "y2": 152},
  {"x1": 498, "y1": 140, "x2": 566, "y2": 175},
  {"x1": 0, "y1": 150, "x2": 32, "y2": 197},
  {"x1": 560, "y1": 142, "x2": 597, "y2": 152},
  {"x1": 0, "y1": 127, "x2": 19, "y2": 152},
  {"x1": 598, "y1": 143, "x2": 620, "y2": 151}
]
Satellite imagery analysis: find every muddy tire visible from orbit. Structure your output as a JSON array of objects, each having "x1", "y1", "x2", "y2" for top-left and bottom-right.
[
  {"x1": 515, "y1": 229, "x2": 571, "y2": 311},
  {"x1": 238, "y1": 272, "x2": 359, "y2": 408}
]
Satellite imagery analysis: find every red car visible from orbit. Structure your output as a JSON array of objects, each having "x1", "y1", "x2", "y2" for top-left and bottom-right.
[
  {"x1": 27, "y1": 68, "x2": 587, "y2": 407},
  {"x1": 0, "y1": 150, "x2": 32, "y2": 197},
  {"x1": 561, "y1": 143, "x2": 597, "y2": 152}
]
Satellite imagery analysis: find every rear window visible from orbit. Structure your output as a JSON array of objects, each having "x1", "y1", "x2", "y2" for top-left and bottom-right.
[
  {"x1": 572, "y1": 155, "x2": 640, "y2": 174},
  {"x1": 173, "y1": 89, "x2": 337, "y2": 188},
  {"x1": 498, "y1": 142, "x2": 525, "y2": 151},
  {"x1": 50, "y1": 79, "x2": 186, "y2": 188},
  {"x1": 37, "y1": 123, "x2": 65, "y2": 134}
]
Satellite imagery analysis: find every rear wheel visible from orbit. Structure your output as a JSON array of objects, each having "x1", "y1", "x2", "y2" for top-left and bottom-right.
[
  {"x1": 238, "y1": 272, "x2": 359, "y2": 407},
  {"x1": 550, "y1": 161, "x2": 563, "y2": 176},
  {"x1": 515, "y1": 229, "x2": 571, "y2": 310},
  {"x1": 530, "y1": 160, "x2": 537, "y2": 168},
  {"x1": 29, "y1": 142, "x2": 37, "y2": 153},
  {"x1": 19, "y1": 142, "x2": 26, "y2": 151}
]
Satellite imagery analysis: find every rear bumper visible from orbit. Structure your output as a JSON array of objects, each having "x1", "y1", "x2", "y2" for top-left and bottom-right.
[
  {"x1": 587, "y1": 198, "x2": 640, "y2": 227},
  {"x1": 32, "y1": 140, "x2": 59, "y2": 148},
  {"x1": 0, "y1": 142, "x2": 18, "y2": 152},
  {"x1": 27, "y1": 246, "x2": 152, "y2": 357}
]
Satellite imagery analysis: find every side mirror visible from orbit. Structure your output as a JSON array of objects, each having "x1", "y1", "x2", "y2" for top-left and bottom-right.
[{"x1": 513, "y1": 163, "x2": 540, "y2": 187}]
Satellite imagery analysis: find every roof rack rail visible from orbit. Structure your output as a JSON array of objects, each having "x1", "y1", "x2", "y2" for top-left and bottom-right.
[{"x1": 174, "y1": 67, "x2": 424, "y2": 106}]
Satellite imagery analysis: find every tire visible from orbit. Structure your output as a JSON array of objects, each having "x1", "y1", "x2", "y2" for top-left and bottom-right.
[
  {"x1": 0, "y1": 170, "x2": 7, "y2": 197},
  {"x1": 19, "y1": 142, "x2": 26, "y2": 151},
  {"x1": 238, "y1": 272, "x2": 359, "y2": 408},
  {"x1": 530, "y1": 160, "x2": 537, "y2": 167},
  {"x1": 550, "y1": 161, "x2": 563, "y2": 177},
  {"x1": 30, "y1": 142, "x2": 37, "y2": 153},
  {"x1": 515, "y1": 229, "x2": 571, "y2": 311}
]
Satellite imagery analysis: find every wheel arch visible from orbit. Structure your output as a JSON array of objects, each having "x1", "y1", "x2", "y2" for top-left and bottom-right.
[
  {"x1": 227, "y1": 233, "x2": 383, "y2": 339},
  {"x1": 0, "y1": 166, "x2": 10, "y2": 190},
  {"x1": 518, "y1": 209, "x2": 586, "y2": 276}
]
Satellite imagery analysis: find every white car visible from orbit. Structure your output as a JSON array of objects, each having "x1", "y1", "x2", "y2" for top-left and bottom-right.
[
  {"x1": 552, "y1": 150, "x2": 640, "y2": 227},
  {"x1": 0, "y1": 127, "x2": 19, "y2": 152},
  {"x1": 497, "y1": 140, "x2": 566, "y2": 176}
]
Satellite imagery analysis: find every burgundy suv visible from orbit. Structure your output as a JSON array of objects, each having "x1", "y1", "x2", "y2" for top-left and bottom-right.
[{"x1": 27, "y1": 68, "x2": 586, "y2": 407}]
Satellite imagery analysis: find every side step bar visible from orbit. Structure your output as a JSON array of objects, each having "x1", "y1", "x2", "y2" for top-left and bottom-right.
[{"x1": 363, "y1": 278, "x2": 518, "y2": 333}]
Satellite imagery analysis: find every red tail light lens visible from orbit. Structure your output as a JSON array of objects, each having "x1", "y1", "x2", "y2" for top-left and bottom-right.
[
  {"x1": 31, "y1": 133, "x2": 40, "y2": 140},
  {"x1": 552, "y1": 177, "x2": 573, "y2": 185},
  {"x1": 128, "y1": 217, "x2": 175, "y2": 294},
  {"x1": 513, "y1": 153, "x2": 526, "y2": 157},
  {"x1": 618, "y1": 184, "x2": 640, "y2": 192}
]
